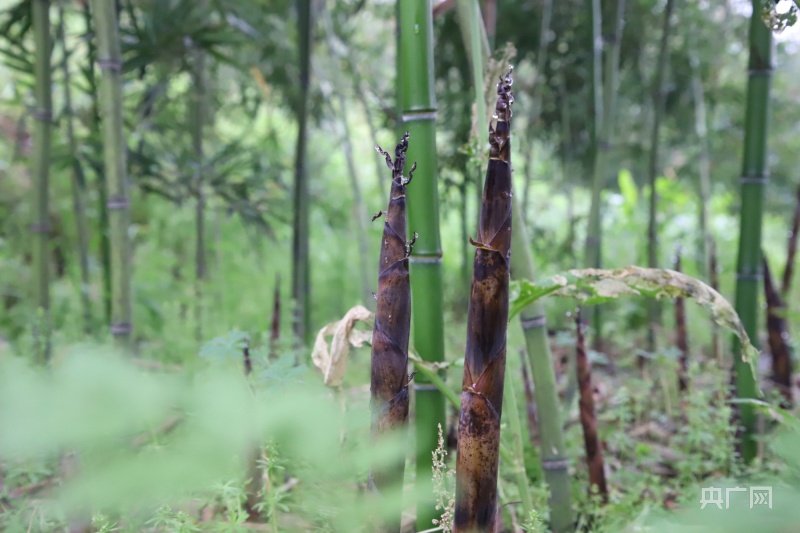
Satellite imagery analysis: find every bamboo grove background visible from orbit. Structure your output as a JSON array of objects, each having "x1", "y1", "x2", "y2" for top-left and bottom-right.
[{"x1": 1, "y1": 0, "x2": 800, "y2": 531}]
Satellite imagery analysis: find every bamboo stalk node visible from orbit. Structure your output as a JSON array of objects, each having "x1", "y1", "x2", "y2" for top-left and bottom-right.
[
  {"x1": 520, "y1": 315, "x2": 546, "y2": 330},
  {"x1": 541, "y1": 457, "x2": 570, "y2": 470},
  {"x1": 107, "y1": 196, "x2": 130, "y2": 210},
  {"x1": 28, "y1": 222, "x2": 51, "y2": 234},
  {"x1": 110, "y1": 322, "x2": 132, "y2": 336},
  {"x1": 97, "y1": 58, "x2": 122, "y2": 72},
  {"x1": 31, "y1": 108, "x2": 52, "y2": 123},
  {"x1": 400, "y1": 111, "x2": 438, "y2": 122},
  {"x1": 740, "y1": 174, "x2": 770, "y2": 184}
]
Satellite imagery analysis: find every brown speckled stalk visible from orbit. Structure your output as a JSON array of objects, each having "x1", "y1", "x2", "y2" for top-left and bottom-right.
[
  {"x1": 576, "y1": 310, "x2": 608, "y2": 504},
  {"x1": 454, "y1": 68, "x2": 514, "y2": 533},
  {"x1": 368, "y1": 133, "x2": 416, "y2": 529},
  {"x1": 763, "y1": 256, "x2": 793, "y2": 407},
  {"x1": 674, "y1": 249, "x2": 689, "y2": 391}
]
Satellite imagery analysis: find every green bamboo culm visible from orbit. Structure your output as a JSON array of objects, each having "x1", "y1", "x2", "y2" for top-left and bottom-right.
[
  {"x1": 581, "y1": 0, "x2": 604, "y2": 344},
  {"x1": 57, "y1": 3, "x2": 93, "y2": 336},
  {"x1": 368, "y1": 133, "x2": 416, "y2": 532},
  {"x1": 191, "y1": 47, "x2": 207, "y2": 343},
  {"x1": 396, "y1": 1, "x2": 447, "y2": 528},
  {"x1": 510, "y1": 196, "x2": 574, "y2": 532},
  {"x1": 454, "y1": 69, "x2": 514, "y2": 533},
  {"x1": 501, "y1": 371, "x2": 534, "y2": 524},
  {"x1": 90, "y1": 0, "x2": 132, "y2": 349},
  {"x1": 455, "y1": 0, "x2": 489, "y2": 214},
  {"x1": 31, "y1": 0, "x2": 52, "y2": 362},
  {"x1": 732, "y1": 0, "x2": 772, "y2": 463},
  {"x1": 645, "y1": 0, "x2": 676, "y2": 353},
  {"x1": 82, "y1": 1, "x2": 112, "y2": 326},
  {"x1": 291, "y1": 0, "x2": 313, "y2": 345}
]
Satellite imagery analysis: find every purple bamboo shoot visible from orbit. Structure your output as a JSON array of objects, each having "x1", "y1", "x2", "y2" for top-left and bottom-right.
[{"x1": 454, "y1": 68, "x2": 514, "y2": 533}]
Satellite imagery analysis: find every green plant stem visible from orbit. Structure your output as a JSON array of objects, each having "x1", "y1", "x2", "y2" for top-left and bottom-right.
[
  {"x1": 91, "y1": 0, "x2": 132, "y2": 349},
  {"x1": 456, "y1": 0, "x2": 489, "y2": 224},
  {"x1": 292, "y1": 0, "x2": 313, "y2": 346},
  {"x1": 733, "y1": 0, "x2": 772, "y2": 463},
  {"x1": 582, "y1": 0, "x2": 603, "y2": 341},
  {"x1": 191, "y1": 49, "x2": 207, "y2": 343},
  {"x1": 82, "y1": 1, "x2": 112, "y2": 326},
  {"x1": 645, "y1": 0, "x2": 676, "y2": 353},
  {"x1": 502, "y1": 371, "x2": 534, "y2": 523},
  {"x1": 397, "y1": 1, "x2": 447, "y2": 528},
  {"x1": 57, "y1": 4, "x2": 93, "y2": 336},
  {"x1": 32, "y1": 0, "x2": 52, "y2": 362},
  {"x1": 521, "y1": 0, "x2": 552, "y2": 220},
  {"x1": 511, "y1": 196, "x2": 573, "y2": 532}
]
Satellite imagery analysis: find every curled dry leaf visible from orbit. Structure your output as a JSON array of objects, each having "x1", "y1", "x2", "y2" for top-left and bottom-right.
[
  {"x1": 311, "y1": 305, "x2": 373, "y2": 387},
  {"x1": 509, "y1": 266, "x2": 759, "y2": 374}
]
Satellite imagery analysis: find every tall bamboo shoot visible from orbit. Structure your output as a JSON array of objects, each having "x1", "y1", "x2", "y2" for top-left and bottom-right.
[
  {"x1": 454, "y1": 69, "x2": 514, "y2": 533},
  {"x1": 368, "y1": 135, "x2": 416, "y2": 530}
]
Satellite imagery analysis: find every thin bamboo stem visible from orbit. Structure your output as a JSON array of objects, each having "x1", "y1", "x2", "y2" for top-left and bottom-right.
[
  {"x1": 82, "y1": 1, "x2": 112, "y2": 326},
  {"x1": 31, "y1": 0, "x2": 52, "y2": 362},
  {"x1": 502, "y1": 372, "x2": 534, "y2": 523},
  {"x1": 521, "y1": 0, "x2": 552, "y2": 221},
  {"x1": 90, "y1": 0, "x2": 132, "y2": 349},
  {"x1": 192, "y1": 48, "x2": 207, "y2": 343},
  {"x1": 291, "y1": 0, "x2": 313, "y2": 345},
  {"x1": 57, "y1": 3, "x2": 93, "y2": 336},
  {"x1": 645, "y1": 0, "x2": 676, "y2": 353}
]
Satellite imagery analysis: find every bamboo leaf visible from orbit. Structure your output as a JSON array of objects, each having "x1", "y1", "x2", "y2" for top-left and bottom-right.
[{"x1": 510, "y1": 266, "x2": 759, "y2": 370}]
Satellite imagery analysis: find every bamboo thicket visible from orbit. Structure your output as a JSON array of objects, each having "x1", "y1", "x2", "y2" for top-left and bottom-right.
[
  {"x1": 454, "y1": 69, "x2": 514, "y2": 533},
  {"x1": 90, "y1": 0, "x2": 132, "y2": 348}
]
